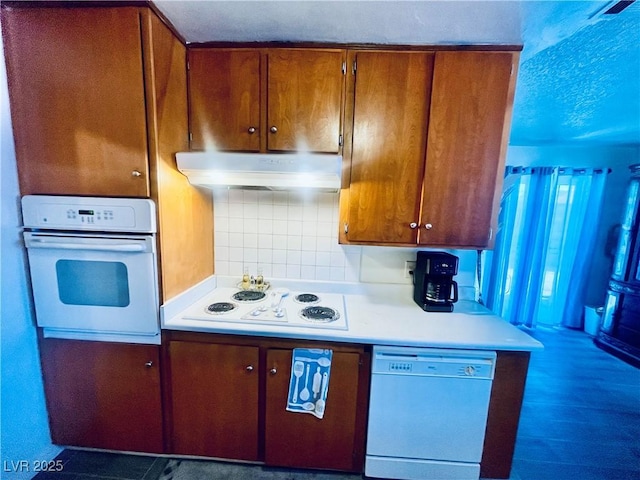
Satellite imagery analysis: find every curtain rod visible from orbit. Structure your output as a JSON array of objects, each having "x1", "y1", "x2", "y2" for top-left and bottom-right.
[{"x1": 506, "y1": 166, "x2": 612, "y2": 176}]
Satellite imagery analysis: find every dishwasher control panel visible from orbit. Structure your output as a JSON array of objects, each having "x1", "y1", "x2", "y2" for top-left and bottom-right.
[
  {"x1": 388, "y1": 361, "x2": 413, "y2": 372},
  {"x1": 373, "y1": 346, "x2": 496, "y2": 379}
]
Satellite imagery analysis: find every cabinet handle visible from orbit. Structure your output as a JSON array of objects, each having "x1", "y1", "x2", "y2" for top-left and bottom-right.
[
  {"x1": 270, "y1": 126, "x2": 278, "y2": 134},
  {"x1": 409, "y1": 222, "x2": 418, "y2": 229},
  {"x1": 131, "y1": 170, "x2": 142, "y2": 177},
  {"x1": 246, "y1": 365, "x2": 254, "y2": 372},
  {"x1": 270, "y1": 367, "x2": 277, "y2": 375},
  {"x1": 248, "y1": 127, "x2": 256, "y2": 134},
  {"x1": 145, "y1": 361, "x2": 153, "y2": 368},
  {"x1": 424, "y1": 223, "x2": 433, "y2": 230}
]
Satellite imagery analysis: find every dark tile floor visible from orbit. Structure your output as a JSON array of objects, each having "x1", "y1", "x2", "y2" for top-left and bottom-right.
[
  {"x1": 32, "y1": 328, "x2": 640, "y2": 480},
  {"x1": 29, "y1": 449, "x2": 167, "y2": 480}
]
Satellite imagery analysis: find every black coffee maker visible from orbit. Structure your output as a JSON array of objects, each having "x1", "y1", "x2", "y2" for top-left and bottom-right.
[{"x1": 413, "y1": 251, "x2": 459, "y2": 312}]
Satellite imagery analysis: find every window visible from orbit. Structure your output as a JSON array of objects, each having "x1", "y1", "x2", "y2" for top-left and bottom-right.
[{"x1": 484, "y1": 167, "x2": 607, "y2": 328}]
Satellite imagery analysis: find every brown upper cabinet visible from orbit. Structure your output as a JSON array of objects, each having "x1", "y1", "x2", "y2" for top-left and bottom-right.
[
  {"x1": 2, "y1": 7, "x2": 150, "y2": 197},
  {"x1": 340, "y1": 49, "x2": 518, "y2": 248},
  {"x1": 188, "y1": 48, "x2": 346, "y2": 153}
]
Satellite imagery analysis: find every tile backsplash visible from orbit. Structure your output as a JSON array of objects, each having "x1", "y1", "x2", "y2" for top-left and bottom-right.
[{"x1": 213, "y1": 189, "x2": 362, "y2": 281}]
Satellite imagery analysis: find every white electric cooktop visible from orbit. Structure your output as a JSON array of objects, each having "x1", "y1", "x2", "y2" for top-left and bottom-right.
[{"x1": 180, "y1": 287, "x2": 348, "y2": 331}]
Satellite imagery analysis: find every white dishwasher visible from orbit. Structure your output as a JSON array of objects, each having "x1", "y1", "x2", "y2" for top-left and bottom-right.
[{"x1": 366, "y1": 346, "x2": 496, "y2": 480}]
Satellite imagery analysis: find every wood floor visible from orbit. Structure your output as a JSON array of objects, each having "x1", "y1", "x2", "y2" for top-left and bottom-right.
[
  {"x1": 33, "y1": 328, "x2": 640, "y2": 480},
  {"x1": 508, "y1": 327, "x2": 640, "y2": 480}
]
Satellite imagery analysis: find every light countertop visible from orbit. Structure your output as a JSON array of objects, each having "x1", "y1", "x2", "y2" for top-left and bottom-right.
[{"x1": 161, "y1": 276, "x2": 543, "y2": 352}]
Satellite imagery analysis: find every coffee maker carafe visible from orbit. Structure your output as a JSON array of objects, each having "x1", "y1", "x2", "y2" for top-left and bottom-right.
[{"x1": 413, "y1": 251, "x2": 459, "y2": 312}]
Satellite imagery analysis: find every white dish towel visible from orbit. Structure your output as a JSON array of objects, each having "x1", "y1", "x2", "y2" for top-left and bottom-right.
[{"x1": 286, "y1": 348, "x2": 333, "y2": 419}]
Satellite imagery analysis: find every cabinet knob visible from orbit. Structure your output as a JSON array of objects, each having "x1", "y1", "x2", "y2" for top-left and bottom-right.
[
  {"x1": 424, "y1": 223, "x2": 433, "y2": 230},
  {"x1": 145, "y1": 361, "x2": 153, "y2": 368},
  {"x1": 270, "y1": 126, "x2": 278, "y2": 134},
  {"x1": 409, "y1": 222, "x2": 418, "y2": 229},
  {"x1": 131, "y1": 170, "x2": 142, "y2": 178},
  {"x1": 248, "y1": 127, "x2": 257, "y2": 134},
  {"x1": 246, "y1": 365, "x2": 254, "y2": 372},
  {"x1": 270, "y1": 368, "x2": 277, "y2": 375}
]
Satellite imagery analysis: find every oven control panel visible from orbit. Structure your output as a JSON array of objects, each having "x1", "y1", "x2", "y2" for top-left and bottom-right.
[
  {"x1": 43, "y1": 204, "x2": 134, "y2": 228},
  {"x1": 22, "y1": 196, "x2": 156, "y2": 233}
]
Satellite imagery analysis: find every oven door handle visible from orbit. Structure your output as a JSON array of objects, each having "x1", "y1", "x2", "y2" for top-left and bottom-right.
[{"x1": 27, "y1": 239, "x2": 146, "y2": 252}]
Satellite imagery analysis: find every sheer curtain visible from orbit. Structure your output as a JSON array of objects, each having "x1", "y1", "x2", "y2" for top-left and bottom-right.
[{"x1": 484, "y1": 166, "x2": 607, "y2": 328}]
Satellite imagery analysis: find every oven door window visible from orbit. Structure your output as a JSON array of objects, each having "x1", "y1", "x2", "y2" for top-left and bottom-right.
[{"x1": 56, "y1": 260, "x2": 130, "y2": 307}]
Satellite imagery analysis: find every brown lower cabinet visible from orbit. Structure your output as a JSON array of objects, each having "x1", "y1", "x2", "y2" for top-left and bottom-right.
[
  {"x1": 165, "y1": 332, "x2": 370, "y2": 472},
  {"x1": 39, "y1": 338, "x2": 164, "y2": 453}
]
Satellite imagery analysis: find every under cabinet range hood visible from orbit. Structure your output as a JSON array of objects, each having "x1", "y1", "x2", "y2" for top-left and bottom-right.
[{"x1": 176, "y1": 152, "x2": 342, "y2": 191}]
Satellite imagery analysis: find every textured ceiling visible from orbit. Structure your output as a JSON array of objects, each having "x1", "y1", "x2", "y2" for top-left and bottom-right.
[
  {"x1": 154, "y1": 0, "x2": 640, "y2": 146},
  {"x1": 512, "y1": 0, "x2": 640, "y2": 145}
]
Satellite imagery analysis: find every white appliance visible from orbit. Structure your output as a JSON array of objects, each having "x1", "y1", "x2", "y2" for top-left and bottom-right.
[
  {"x1": 366, "y1": 346, "x2": 496, "y2": 480},
  {"x1": 180, "y1": 287, "x2": 348, "y2": 331},
  {"x1": 176, "y1": 151, "x2": 342, "y2": 191},
  {"x1": 22, "y1": 195, "x2": 160, "y2": 344}
]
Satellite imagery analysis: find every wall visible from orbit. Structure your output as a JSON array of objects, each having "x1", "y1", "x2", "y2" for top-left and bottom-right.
[
  {"x1": 0, "y1": 38, "x2": 60, "y2": 476},
  {"x1": 508, "y1": 144, "x2": 640, "y2": 307},
  {"x1": 213, "y1": 189, "x2": 478, "y2": 297}
]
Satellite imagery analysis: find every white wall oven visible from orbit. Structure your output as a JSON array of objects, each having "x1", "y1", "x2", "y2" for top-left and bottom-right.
[{"x1": 22, "y1": 195, "x2": 160, "y2": 344}]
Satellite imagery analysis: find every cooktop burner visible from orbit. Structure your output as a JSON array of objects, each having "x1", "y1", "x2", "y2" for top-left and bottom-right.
[
  {"x1": 184, "y1": 287, "x2": 347, "y2": 330},
  {"x1": 205, "y1": 302, "x2": 238, "y2": 314},
  {"x1": 232, "y1": 290, "x2": 267, "y2": 302},
  {"x1": 299, "y1": 306, "x2": 340, "y2": 323},
  {"x1": 294, "y1": 293, "x2": 320, "y2": 304}
]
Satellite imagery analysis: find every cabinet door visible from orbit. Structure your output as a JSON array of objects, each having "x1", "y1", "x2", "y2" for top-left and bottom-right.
[
  {"x1": 267, "y1": 49, "x2": 344, "y2": 152},
  {"x1": 188, "y1": 49, "x2": 261, "y2": 151},
  {"x1": 39, "y1": 339, "x2": 163, "y2": 453},
  {"x1": 345, "y1": 51, "x2": 434, "y2": 243},
  {"x1": 419, "y1": 51, "x2": 516, "y2": 247},
  {"x1": 264, "y1": 348, "x2": 363, "y2": 472},
  {"x1": 2, "y1": 7, "x2": 150, "y2": 197},
  {"x1": 169, "y1": 341, "x2": 260, "y2": 460}
]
